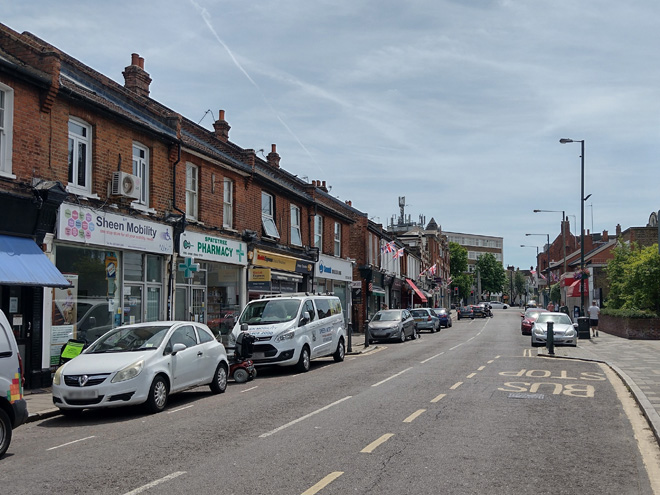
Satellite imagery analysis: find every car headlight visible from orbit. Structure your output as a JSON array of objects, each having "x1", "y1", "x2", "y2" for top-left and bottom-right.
[
  {"x1": 111, "y1": 360, "x2": 144, "y2": 383},
  {"x1": 564, "y1": 328, "x2": 576, "y2": 337},
  {"x1": 275, "y1": 331, "x2": 295, "y2": 342},
  {"x1": 533, "y1": 327, "x2": 545, "y2": 335},
  {"x1": 53, "y1": 366, "x2": 64, "y2": 385}
]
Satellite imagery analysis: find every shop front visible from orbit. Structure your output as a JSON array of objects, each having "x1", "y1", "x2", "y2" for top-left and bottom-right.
[
  {"x1": 389, "y1": 277, "x2": 403, "y2": 309},
  {"x1": 405, "y1": 278, "x2": 428, "y2": 308},
  {"x1": 247, "y1": 248, "x2": 313, "y2": 299},
  {"x1": 53, "y1": 203, "x2": 174, "y2": 369},
  {"x1": 177, "y1": 231, "x2": 247, "y2": 345},
  {"x1": 314, "y1": 253, "x2": 353, "y2": 325}
]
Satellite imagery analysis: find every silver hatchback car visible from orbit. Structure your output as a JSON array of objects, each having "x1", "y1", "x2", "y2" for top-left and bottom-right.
[{"x1": 368, "y1": 309, "x2": 417, "y2": 343}]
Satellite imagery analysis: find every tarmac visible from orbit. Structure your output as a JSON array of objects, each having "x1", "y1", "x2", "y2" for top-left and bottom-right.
[{"x1": 22, "y1": 331, "x2": 660, "y2": 447}]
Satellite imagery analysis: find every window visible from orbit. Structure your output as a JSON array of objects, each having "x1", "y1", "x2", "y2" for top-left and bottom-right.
[
  {"x1": 0, "y1": 84, "x2": 14, "y2": 176},
  {"x1": 261, "y1": 192, "x2": 280, "y2": 238},
  {"x1": 314, "y1": 215, "x2": 323, "y2": 249},
  {"x1": 290, "y1": 205, "x2": 302, "y2": 246},
  {"x1": 223, "y1": 178, "x2": 233, "y2": 228},
  {"x1": 68, "y1": 117, "x2": 92, "y2": 193},
  {"x1": 196, "y1": 327, "x2": 214, "y2": 344},
  {"x1": 132, "y1": 143, "x2": 149, "y2": 206},
  {"x1": 168, "y1": 326, "x2": 198, "y2": 349},
  {"x1": 186, "y1": 163, "x2": 198, "y2": 220},
  {"x1": 301, "y1": 300, "x2": 316, "y2": 323},
  {"x1": 334, "y1": 222, "x2": 341, "y2": 256}
]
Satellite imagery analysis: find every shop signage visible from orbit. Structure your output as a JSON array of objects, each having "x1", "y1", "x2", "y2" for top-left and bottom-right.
[
  {"x1": 179, "y1": 231, "x2": 247, "y2": 266},
  {"x1": 249, "y1": 268, "x2": 271, "y2": 282},
  {"x1": 316, "y1": 254, "x2": 353, "y2": 282},
  {"x1": 249, "y1": 249, "x2": 312, "y2": 274},
  {"x1": 57, "y1": 203, "x2": 174, "y2": 254}
]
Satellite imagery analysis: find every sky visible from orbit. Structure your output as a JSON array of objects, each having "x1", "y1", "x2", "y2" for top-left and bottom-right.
[{"x1": 2, "y1": 0, "x2": 659, "y2": 270}]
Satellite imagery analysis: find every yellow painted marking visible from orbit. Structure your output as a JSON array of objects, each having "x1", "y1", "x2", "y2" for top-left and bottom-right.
[
  {"x1": 487, "y1": 360, "x2": 494, "y2": 364},
  {"x1": 403, "y1": 409, "x2": 426, "y2": 423},
  {"x1": 301, "y1": 472, "x2": 344, "y2": 495},
  {"x1": 361, "y1": 433, "x2": 394, "y2": 453},
  {"x1": 478, "y1": 366, "x2": 486, "y2": 371},
  {"x1": 467, "y1": 373, "x2": 477, "y2": 379},
  {"x1": 450, "y1": 382, "x2": 463, "y2": 390},
  {"x1": 431, "y1": 393, "x2": 446, "y2": 403},
  {"x1": 495, "y1": 355, "x2": 501, "y2": 359}
]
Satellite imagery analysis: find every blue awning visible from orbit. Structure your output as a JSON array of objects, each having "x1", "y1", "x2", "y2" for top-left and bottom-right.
[{"x1": 0, "y1": 235, "x2": 70, "y2": 288}]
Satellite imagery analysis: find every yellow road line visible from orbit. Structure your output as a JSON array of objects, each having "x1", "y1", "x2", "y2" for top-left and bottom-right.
[
  {"x1": 403, "y1": 409, "x2": 426, "y2": 423},
  {"x1": 466, "y1": 373, "x2": 476, "y2": 379},
  {"x1": 430, "y1": 393, "x2": 446, "y2": 403},
  {"x1": 450, "y1": 382, "x2": 463, "y2": 390},
  {"x1": 478, "y1": 366, "x2": 486, "y2": 371},
  {"x1": 361, "y1": 433, "x2": 394, "y2": 453},
  {"x1": 301, "y1": 472, "x2": 344, "y2": 495}
]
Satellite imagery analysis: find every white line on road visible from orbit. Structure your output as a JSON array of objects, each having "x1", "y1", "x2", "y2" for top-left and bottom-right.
[
  {"x1": 123, "y1": 471, "x2": 186, "y2": 495},
  {"x1": 167, "y1": 405, "x2": 194, "y2": 414},
  {"x1": 371, "y1": 367, "x2": 413, "y2": 387},
  {"x1": 259, "y1": 396, "x2": 353, "y2": 438},
  {"x1": 240, "y1": 386, "x2": 258, "y2": 393},
  {"x1": 449, "y1": 344, "x2": 463, "y2": 350},
  {"x1": 420, "y1": 352, "x2": 444, "y2": 364},
  {"x1": 46, "y1": 436, "x2": 96, "y2": 451}
]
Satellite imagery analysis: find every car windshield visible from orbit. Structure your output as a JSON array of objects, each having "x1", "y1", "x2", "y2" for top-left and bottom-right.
[
  {"x1": 239, "y1": 299, "x2": 301, "y2": 325},
  {"x1": 536, "y1": 314, "x2": 572, "y2": 325},
  {"x1": 435, "y1": 309, "x2": 447, "y2": 315},
  {"x1": 87, "y1": 325, "x2": 170, "y2": 353},
  {"x1": 372, "y1": 310, "x2": 401, "y2": 321}
]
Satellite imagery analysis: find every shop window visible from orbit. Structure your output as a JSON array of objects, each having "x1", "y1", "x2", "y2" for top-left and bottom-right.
[
  {"x1": 67, "y1": 117, "x2": 92, "y2": 194},
  {"x1": 0, "y1": 83, "x2": 14, "y2": 177}
]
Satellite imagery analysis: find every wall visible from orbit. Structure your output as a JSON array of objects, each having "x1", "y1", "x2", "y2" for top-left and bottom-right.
[{"x1": 600, "y1": 314, "x2": 660, "y2": 340}]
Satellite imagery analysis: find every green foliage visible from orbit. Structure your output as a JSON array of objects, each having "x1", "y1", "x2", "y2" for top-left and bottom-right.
[
  {"x1": 605, "y1": 242, "x2": 660, "y2": 316},
  {"x1": 600, "y1": 307, "x2": 656, "y2": 319},
  {"x1": 449, "y1": 242, "x2": 468, "y2": 276},
  {"x1": 514, "y1": 270, "x2": 526, "y2": 299},
  {"x1": 550, "y1": 282, "x2": 561, "y2": 303},
  {"x1": 451, "y1": 273, "x2": 473, "y2": 303},
  {"x1": 475, "y1": 253, "x2": 506, "y2": 295}
]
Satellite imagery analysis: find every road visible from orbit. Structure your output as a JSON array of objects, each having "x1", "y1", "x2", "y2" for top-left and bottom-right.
[{"x1": 3, "y1": 310, "x2": 659, "y2": 494}]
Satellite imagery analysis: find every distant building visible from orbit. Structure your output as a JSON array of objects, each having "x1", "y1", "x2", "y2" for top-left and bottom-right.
[{"x1": 444, "y1": 231, "x2": 504, "y2": 273}]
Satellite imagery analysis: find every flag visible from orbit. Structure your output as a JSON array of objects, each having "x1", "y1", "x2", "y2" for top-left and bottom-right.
[
  {"x1": 429, "y1": 264, "x2": 437, "y2": 275},
  {"x1": 393, "y1": 248, "x2": 404, "y2": 260},
  {"x1": 381, "y1": 241, "x2": 395, "y2": 253},
  {"x1": 447, "y1": 276, "x2": 453, "y2": 285},
  {"x1": 539, "y1": 273, "x2": 547, "y2": 280}
]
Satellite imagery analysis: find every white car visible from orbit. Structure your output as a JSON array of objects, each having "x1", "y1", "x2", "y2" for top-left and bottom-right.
[
  {"x1": 530, "y1": 312, "x2": 578, "y2": 347},
  {"x1": 52, "y1": 321, "x2": 229, "y2": 415},
  {"x1": 487, "y1": 301, "x2": 508, "y2": 309},
  {"x1": 1, "y1": 310, "x2": 28, "y2": 458}
]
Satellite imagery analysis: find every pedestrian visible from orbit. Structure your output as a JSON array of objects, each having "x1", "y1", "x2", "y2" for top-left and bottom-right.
[
  {"x1": 588, "y1": 301, "x2": 600, "y2": 337},
  {"x1": 547, "y1": 301, "x2": 555, "y2": 312}
]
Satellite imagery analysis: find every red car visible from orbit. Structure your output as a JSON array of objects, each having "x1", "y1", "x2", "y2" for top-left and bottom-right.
[{"x1": 521, "y1": 308, "x2": 547, "y2": 335}]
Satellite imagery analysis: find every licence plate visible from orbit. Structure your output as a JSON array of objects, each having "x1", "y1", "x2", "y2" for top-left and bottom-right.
[
  {"x1": 66, "y1": 389, "x2": 99, "y2": 400},
  {"x1": 252, "y1": 352, "x2": 265, "y2": 360}
]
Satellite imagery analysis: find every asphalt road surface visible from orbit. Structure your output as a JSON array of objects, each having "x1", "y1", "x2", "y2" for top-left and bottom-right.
[{"x1": 3, "y1": 310, "x2": 659, "y2": 494}]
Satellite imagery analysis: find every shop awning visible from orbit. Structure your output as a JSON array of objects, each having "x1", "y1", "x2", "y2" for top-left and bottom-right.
[
  {"x1": 0, "y1": 235, "x2": 70, "y2": 288},
  {"x1": 406, "y1": 278, "x2": 427, "y2": 303},
  {"x1": 371, "y1": 285, "x2": 386, "y2": 297}
]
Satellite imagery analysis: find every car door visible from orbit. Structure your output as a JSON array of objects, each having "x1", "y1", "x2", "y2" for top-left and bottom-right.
[
  {"x1": 311, "y1": 298, "x2": 333, "y2": 357},
  {"x1": 402, "y1": 310, "x2": 414, "y2": 336},
  {"x1": 166, "y1": 325, "x2": 200, "y2": 391}
]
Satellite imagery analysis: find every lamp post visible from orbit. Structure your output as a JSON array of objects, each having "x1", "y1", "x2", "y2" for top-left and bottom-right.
[
  {"x1": 560, "y1": 138, "x2": 587, "y2": 317},
  {"x1": 526, "y1": 233, "x2": 550, "y2": 307},
  {"x1": 533, "y1": 209, "x2": 566, "y2": 276},
  {"x1": 521, "y1": 244, "x2": 540, "y2": 304}
]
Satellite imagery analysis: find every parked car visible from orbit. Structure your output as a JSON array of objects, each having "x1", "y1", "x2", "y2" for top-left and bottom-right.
[
  {"x1": 52, "y1": 321, "x2": 229, "y2": 415},
  {"x1": 0, "y1": 310, "x2": 28, "y2": 458},
  {"x1": 433, "y1": 308, "x2": 452, "y2": 328},
  {"x1": 471, "y1": 304, "x2": 487, "y2": 318},
  {"x1": 530, "y1": 312, "x2": 578, "y2": 347},
  {"x1": 368, "y1": 309, "x2": 417, "y2": 343},
  {"x1": 410, "y1": 308, "x2": 440, "y2": 333},
  {"x1": 488, "y1": 301, "x2": 508, "y2": 310},
  {"x1": 521, "y1": 308, "x2": 548, "y2": 335},
  {"x1": 525, "y1": 300, "x2": 538, "y2": 309},
  {"x1": 457, "y1": 306, "x2": 474, "y2": 320}
]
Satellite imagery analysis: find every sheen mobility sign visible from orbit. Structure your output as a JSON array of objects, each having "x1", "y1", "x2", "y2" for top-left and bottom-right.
[
  {"x1": 179, "y1": 231, "x2": 247, "y2": 266},
  {"x1": 57, "y1": 203, "x2": 173, "y2": 254}
]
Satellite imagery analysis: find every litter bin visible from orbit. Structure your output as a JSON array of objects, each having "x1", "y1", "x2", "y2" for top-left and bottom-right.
[{"x1": 577, "y1": 317, "x2": 591, "y2": 340}]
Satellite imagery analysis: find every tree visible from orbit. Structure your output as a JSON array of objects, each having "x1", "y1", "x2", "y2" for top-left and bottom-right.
[
  {"x1": 475, "y1": 253, "x2": 506, "y2": 296},
  {"x1": 449, "y1": 242, "x2": 468, "y2": 276},
  {"x1": 514, "y1": 270, "x2": 526, "y2": 303},
  {"x1": 606, "y1": 242, "x2": 660, "y2": 315},
  {"x1": 550, "y1": 282, "x2": 561, "y2": 304}
]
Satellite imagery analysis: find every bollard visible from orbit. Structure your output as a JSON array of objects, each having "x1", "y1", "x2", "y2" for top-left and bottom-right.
[
  {"x1": 347, "y1": 323, "x2": 353, "y2": 353},
  {"x1": 547, "y1": 320, "x2": 554, "y2": 355},
  {"x1": 364, "y1": 322, "x2": 370, "y2": 348}
]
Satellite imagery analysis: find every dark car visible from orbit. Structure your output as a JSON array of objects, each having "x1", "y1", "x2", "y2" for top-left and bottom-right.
[
  {"x1": 368, "y1": 309, "x2": 417, "y2": 343},
  {"x1": 457, "y1": 306, "x2": 474, "y2": 320},
  {"x1": 471, "y1": 304, "x2": 487, "y2": 318},
  {"x1": 433, "y1": 308, "x2": 452, "y2": 328},
  {"x1": 521, "y1": 308, "x2": 547, "y2": 335}
]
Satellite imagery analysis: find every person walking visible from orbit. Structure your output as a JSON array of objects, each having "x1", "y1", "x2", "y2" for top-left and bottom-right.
[{"x1": 588, "y1": 301, "x2": 601, "y2": 337}]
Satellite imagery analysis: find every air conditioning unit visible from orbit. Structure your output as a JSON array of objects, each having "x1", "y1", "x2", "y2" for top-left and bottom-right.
[{"x1": 111, "y1": 171, "x2": 141, "y2": 200}]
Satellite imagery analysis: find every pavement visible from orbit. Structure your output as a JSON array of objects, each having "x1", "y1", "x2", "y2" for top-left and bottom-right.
[{"x1": 22, "y1": 330, "x2": 660, "y2": 448}]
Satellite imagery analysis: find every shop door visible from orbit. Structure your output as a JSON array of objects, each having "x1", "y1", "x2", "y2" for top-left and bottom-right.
[
  {"x1": 191, "y1": 287, "x2": 206, "y2": 324},
  {"x1": 124, "y1": 285, "x2": 143, "y2": 325}
]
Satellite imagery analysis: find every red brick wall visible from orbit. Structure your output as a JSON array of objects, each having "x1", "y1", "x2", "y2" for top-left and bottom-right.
[{"x1": 600, "y1": 314, "x2": 660, "y2": 339}]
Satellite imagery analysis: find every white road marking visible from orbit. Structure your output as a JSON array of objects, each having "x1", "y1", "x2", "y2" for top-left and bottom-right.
[
  {"x1": 259, "y1": 396, "x2": 352, "y2": 438},
  {"x1": 240, "y1": 386, "x2": 258, "y2": 393},
  {"x1": 421, "y1": 352, "x2": 444, "y2": 364},
  {"x1": 167, "y1": 405, "x2": 194, "y2": 414},
  {"x1": 123, "y1": 471, "x2": 186, "y2": 495},
  {"x1": 371, "y1": 367, "x2": 413, "y2": 387},
  {"x1": 449, "y1": 344, "x2": 463, "y2": 350},
  {"x1": 46, "y1": 436, "x2": 96, "y2": 451}
]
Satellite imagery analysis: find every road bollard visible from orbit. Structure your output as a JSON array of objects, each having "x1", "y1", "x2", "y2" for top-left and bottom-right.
[
  {"x1": 547, "y1": 321, "x2": 554, "y2": 355},
  {"x1": 364, "y1": 322, "x2": 370, "y2": 348}
]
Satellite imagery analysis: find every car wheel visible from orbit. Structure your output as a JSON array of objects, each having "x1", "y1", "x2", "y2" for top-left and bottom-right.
[
  {"x1": 333, "y1": 338, "x2": 345, "y2": 362},
  {"x1": 411, "y1": 327, "x2": 418, "y2": 340},
  {"x1": 233, "y1": 367, "x2": 249, "y2": 384},
  {"x1": 0, "y1": 408, "x2": 11, "y2": 458},
  {"x1": 296, "y1": 345, "x2": 311, "y2": 372},
  {"x1": 145, "y1": 375, "x2": 169, "y2": 413},
  {"x1": 210, "y1": 363, "x2": 228, "y2": 393},
  {"x1": 531, "y1": 339, "x2": 541, "y2": 348},
  {"x1": 399, "y1": 329, "x2": 407, "y2": 343}
]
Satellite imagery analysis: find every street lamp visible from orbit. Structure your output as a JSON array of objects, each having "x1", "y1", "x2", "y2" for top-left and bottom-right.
[
  {"x1": 533, "y1": 209, "x2": 567, "y2": 275},
  {"x1": 560, "y1": 138, "x2": 587, "y2": 317},
  {"x1": 526, "y1": 233, "x2": 550, "y2": 307}
]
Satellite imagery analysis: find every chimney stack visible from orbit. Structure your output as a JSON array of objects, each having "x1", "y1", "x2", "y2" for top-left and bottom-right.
[
  {"x1": 267, "y1": 144, "x2": 280, "y2": 168},
  {"x1": 603, "y1": 230, "x2": 609, "y2": 242},
  {"x1": 213, "y1": 110, "x2": 231, "y2": 142},
  {"x1": 616, "y1": 224, "x2": 622, "y2": 237},
  {"x1": 123, "y1": 53, "x2": 152, "y2": 97}
]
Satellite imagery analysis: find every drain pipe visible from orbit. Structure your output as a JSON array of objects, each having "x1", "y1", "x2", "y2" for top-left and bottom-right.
[{"x1": 167, "y1": 143, "x2": 186, "y2": 319}]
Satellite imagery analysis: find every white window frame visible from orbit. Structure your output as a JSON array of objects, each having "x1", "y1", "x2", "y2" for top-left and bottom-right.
[
  {"x1": 290, "y1": 205, "x2": 302, "y2": 246},
  {"x1": 333, "y1": 222, "x2": 341, "y2": 257},
  {"x1": 261, "y1": 191, "x2": 280, "y2": 239},
  {"x1": 223, "y1": 178, "x2": 233, "y2": 228},
  {"x1": 67, "y1": 117, "x2": 92, "y2": 194},
  {"x1": 0, "y1": 83, "x2": 14, "y2": 178},
  {"x1": 186, "y1": 162, "x2": 199, "y2": 220},
  {"x1": 314, "y1": 214, "x2": 323, "y2": 249},
  {"x1": 132, "y1": 142, "x2": 149, "y2": 206}
]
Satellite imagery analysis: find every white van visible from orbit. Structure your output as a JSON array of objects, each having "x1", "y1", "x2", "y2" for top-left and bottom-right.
[
  {"x1": 229, "y1": 293, "x2": 346, "y2": 372},
  {"x1": 1, "y1": 309, "x2": 29, "y2": 458}
]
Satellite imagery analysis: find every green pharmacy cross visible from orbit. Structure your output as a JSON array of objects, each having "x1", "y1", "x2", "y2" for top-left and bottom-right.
[{"x1": 178, "y1": 257, "x2": 200, "y2": 279}]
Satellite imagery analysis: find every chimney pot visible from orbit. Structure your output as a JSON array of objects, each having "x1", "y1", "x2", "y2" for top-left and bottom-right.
[
  {"x1": 219, "y1": 110, "x2": 225, "y2": 120},
  {"x1": 131, "y1": 53, "x2": 139, "y2": 66},
  {"x1": 271, "y1": 144, "x2": 277, "y2": 153},
  {"x1": 213, "y1": 109, "x2": 231, "y2": 142},
  {"x1": 138, "y1": 56, "x2": 144, "y2": 69}
]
